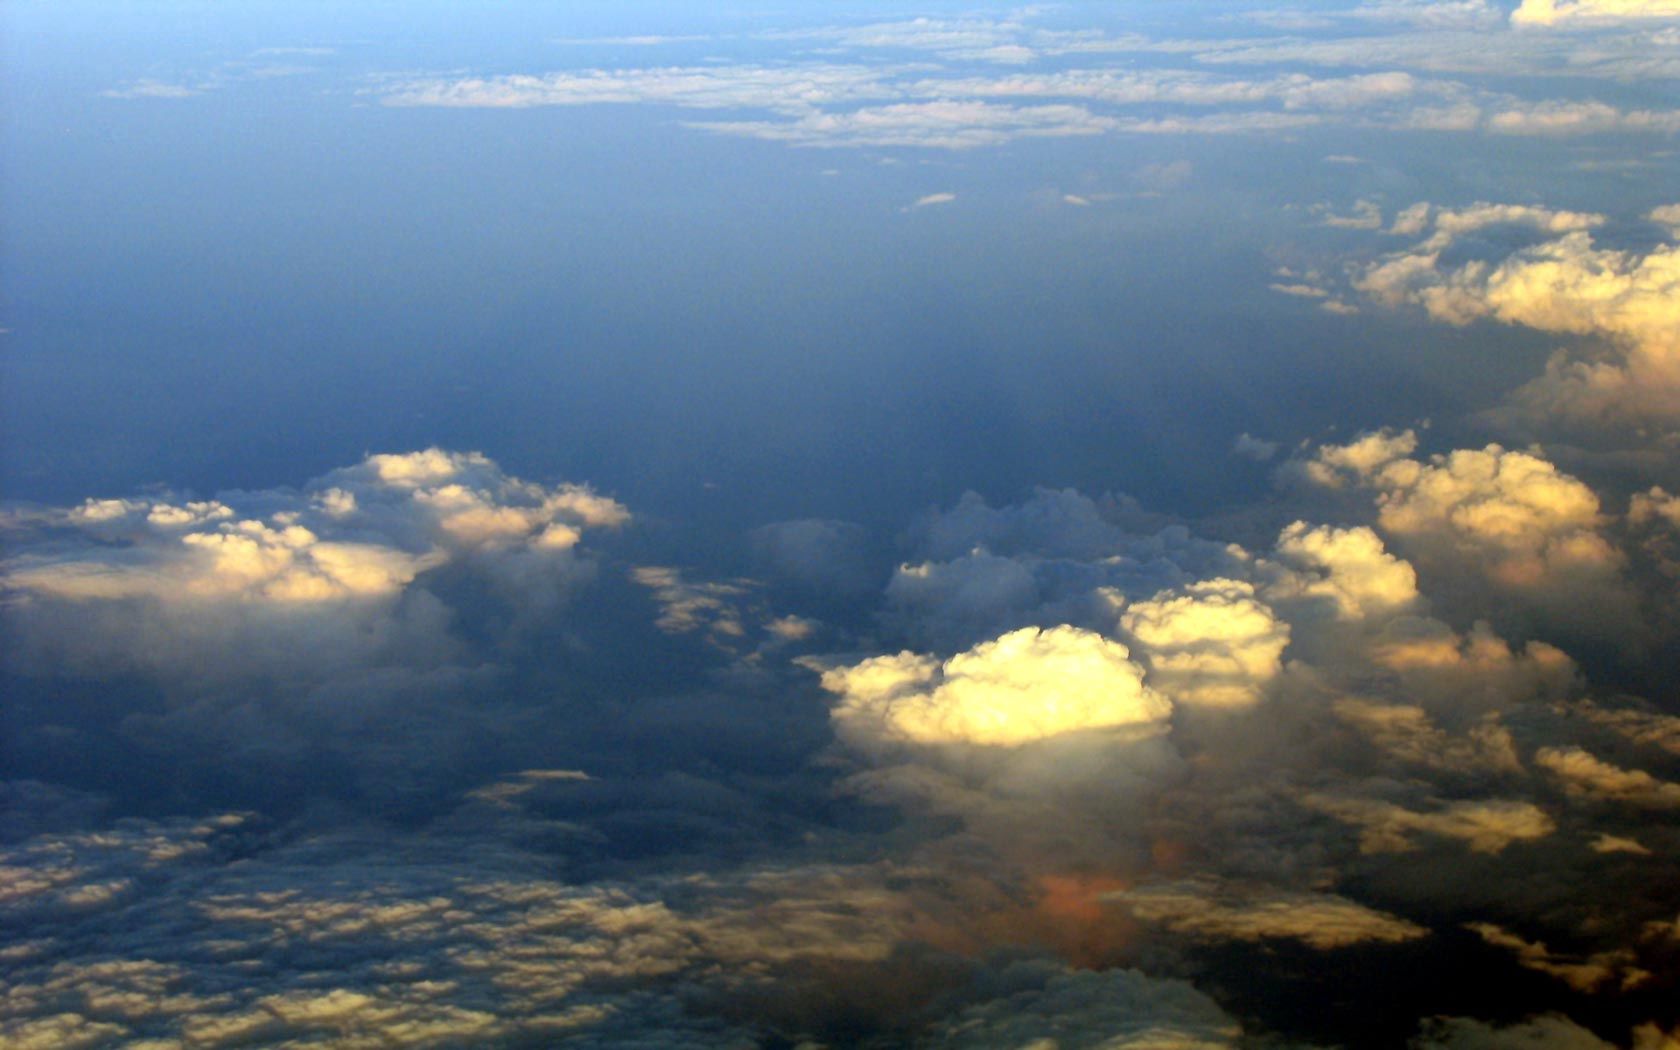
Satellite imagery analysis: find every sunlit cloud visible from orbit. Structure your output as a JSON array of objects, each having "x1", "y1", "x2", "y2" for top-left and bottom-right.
[
  {"x1": 1512, "y1": 0, "x2": 1680, "y2": 25},
  {"x1": 1111, "y1": 877, "x2": 1429, "y2": 948}
]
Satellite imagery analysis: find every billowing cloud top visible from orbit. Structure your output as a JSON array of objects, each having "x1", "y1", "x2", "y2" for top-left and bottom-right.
[
  {"x1": 823, "y1": 626, "x2": 1170, "y2": 748},
  {"x1": 3, "y1": 449, "x2": 627, "y2": 607}
]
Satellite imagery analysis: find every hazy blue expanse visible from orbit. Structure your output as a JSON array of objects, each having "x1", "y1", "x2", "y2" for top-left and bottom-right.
[{"x1": 4, "y1": 2, "x2": 1680, "y2": 1047}]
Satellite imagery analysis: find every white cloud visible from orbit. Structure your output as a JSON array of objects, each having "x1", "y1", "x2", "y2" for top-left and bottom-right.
[
  {"x1": 1265, "y1": 520, "x2": 1422, "y2": 622},
  {"x1": 1, "y1": 449, "x2": 627, "y2": 683},
  {"x1": 1512, "y1": 0, "x2": 1680, "y2": 25},
  {"x1": 1296, "y1": 432, "x2": 1633, "y2": 629},
  {"x1": 1352, "y1": 204, "x2": 1680, "y2": 420},
  {"x1": 693, "y1": 100, "x2": 1117, "y2": 149},
  {"x1": 379, "y1": 64, "x2": 893, "y2": 112},
  {"x1": 1117, "y1": 579, "x2": 1289, "y2": 710},
  {"x1": 908, "y1": 192, "x2": 957, "y2": 209},
  {"x1": 823, "y1": 626, "x2": 1169, "y2": 749}
]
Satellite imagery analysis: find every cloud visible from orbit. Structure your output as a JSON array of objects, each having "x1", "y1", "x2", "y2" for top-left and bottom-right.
[
  {"x1": 0, "y1": 452, "x2": 640, "y2": 809},
  {"x1": 822, "y1": 626, "x2": 1169, "y2": 749},
  {"x1": 1301, "y1": 792, "x2": 1556, "y2": 853},
  {"x1": 100, "y1": 79, "x2": 199, "y2": 100},
  {"x1": 749, "y1": 518, "x2": 875, "y2": 596},
  {"x1": 1351, "y1": 203, "x2": 1680, "y2": 420},
  {"x1": 1332, "y1": 698, "x2": 1522, "y2": 774},
  {"x1": 1535, "y1": 747, "x2": 1680, "y2": 807},
  {"x1": 632, "y1": 565, "x2": 752, "y2": 640},
  {"x1": 0, "y1": 805, "x2": 943, "y2": 1048},
  {"x1": 1562, "y1": 700, "x2": 1680, "y2": 756},
  {"x1": 5, "y1": 449, "x2": 624, "y2": 607},
  {"x1": 908, "y1": 192, "x2": 957, "y2": 209},
  {"x1": 1295, "y1": 432, "x2": 1635, "y2": 633},
  {"x1": 1111, "y1": 877, "x2": 1428, "y2": 949},
  {"x1": 1413, "y1": 1014, "x2": 1620, "y2": 1049},
  {"x1": 1466, "y1": 922, "x2": 1651, "y2": 992},
  {"x1": 1116, "y1": 579, "x2": 1290, "y2": 710},
  {"x1": 368, "y1": 26, "x2": 1680, "y2": 153},
  {"x1": 922, "y1": 962, "x2": 1244, "y2": 1048},
  {"x1": 1266, "y1": 520, "x2": 1423, "y2": 623},
  {"x1": 378, "y1": 64, "x2": 894, "y2": 112},
  {"x1": 693, "y1": 100, "x2": 1117, "y2": 149},
  {"x1": 1233, "y1": 433, "x2": 1280, "y2": 460},
  {"x1": 1, "y1": 450, "x2": 627, "y2": 683},
  {"x1": 1512, "y1": 0, "x2": 1680, "y2": 25}
]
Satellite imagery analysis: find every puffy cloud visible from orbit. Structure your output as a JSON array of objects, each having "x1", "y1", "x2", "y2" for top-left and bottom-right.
[
  {"x1": 1630, "y1": 487, "x2": 1680, "y2": 531},
  {"x1": 1117, "y1": 579, "x2": 1290, "y2": 710},
  {"x1": 1, "y1": 449, "x2": 627, "y2": 679},
  {"x1": 1110, "y1": 877, "x2": 1428, "y2": 949},
  {"x1": 1297, "y1": 432, "x2": 1633, "y2": 631},
  {"x1": 1266, "y1": 519, "x2": 1423, "y2": 622},
  {"x1": 4, "y1": 449, "x2": 624, "y2": 609},
  {"x1": 1352, "y1": 203, "x2": 1680, "y2": 420},
  {"x1": 882, "y1": 489, "x2": 1248, "y2": 649},
  {"x1": 823, "y1": 626, "x2": 1169, "y2": 749}
]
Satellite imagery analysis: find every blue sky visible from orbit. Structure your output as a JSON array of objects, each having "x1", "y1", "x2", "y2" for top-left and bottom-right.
[{"x1": 4, "y1": 2, "x2": 1680, "y2": 1047}]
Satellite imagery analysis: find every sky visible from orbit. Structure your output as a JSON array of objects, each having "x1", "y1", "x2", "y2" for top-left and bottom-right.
[{"x1": 3, "y1": 1, "x2": 1680, "y2": 1047}]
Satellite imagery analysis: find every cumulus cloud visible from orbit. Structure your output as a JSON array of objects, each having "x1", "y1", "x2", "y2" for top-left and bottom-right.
[
  {"x1": 1116, "y1": 579, "x2": 1290, "y2": 710},
  {"x1": 823, "y1": 626, "x2": 1169, "y2": 749},
  {"x1": 1, "y1": 449, "x2": 626, "y2": 674},
  {"x1": 1265, "y1": 519, "x2": 1423, "y2": 623},
  {"x1": 4, "y1": 449, "x2": 623, "y2": 609},
  {"x1": 1352, "y1": 202, "x2": 1680, "y2": 420},
  {"x1": 1296, "y1": 431, "x2": 1635, "y2": 633}
]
